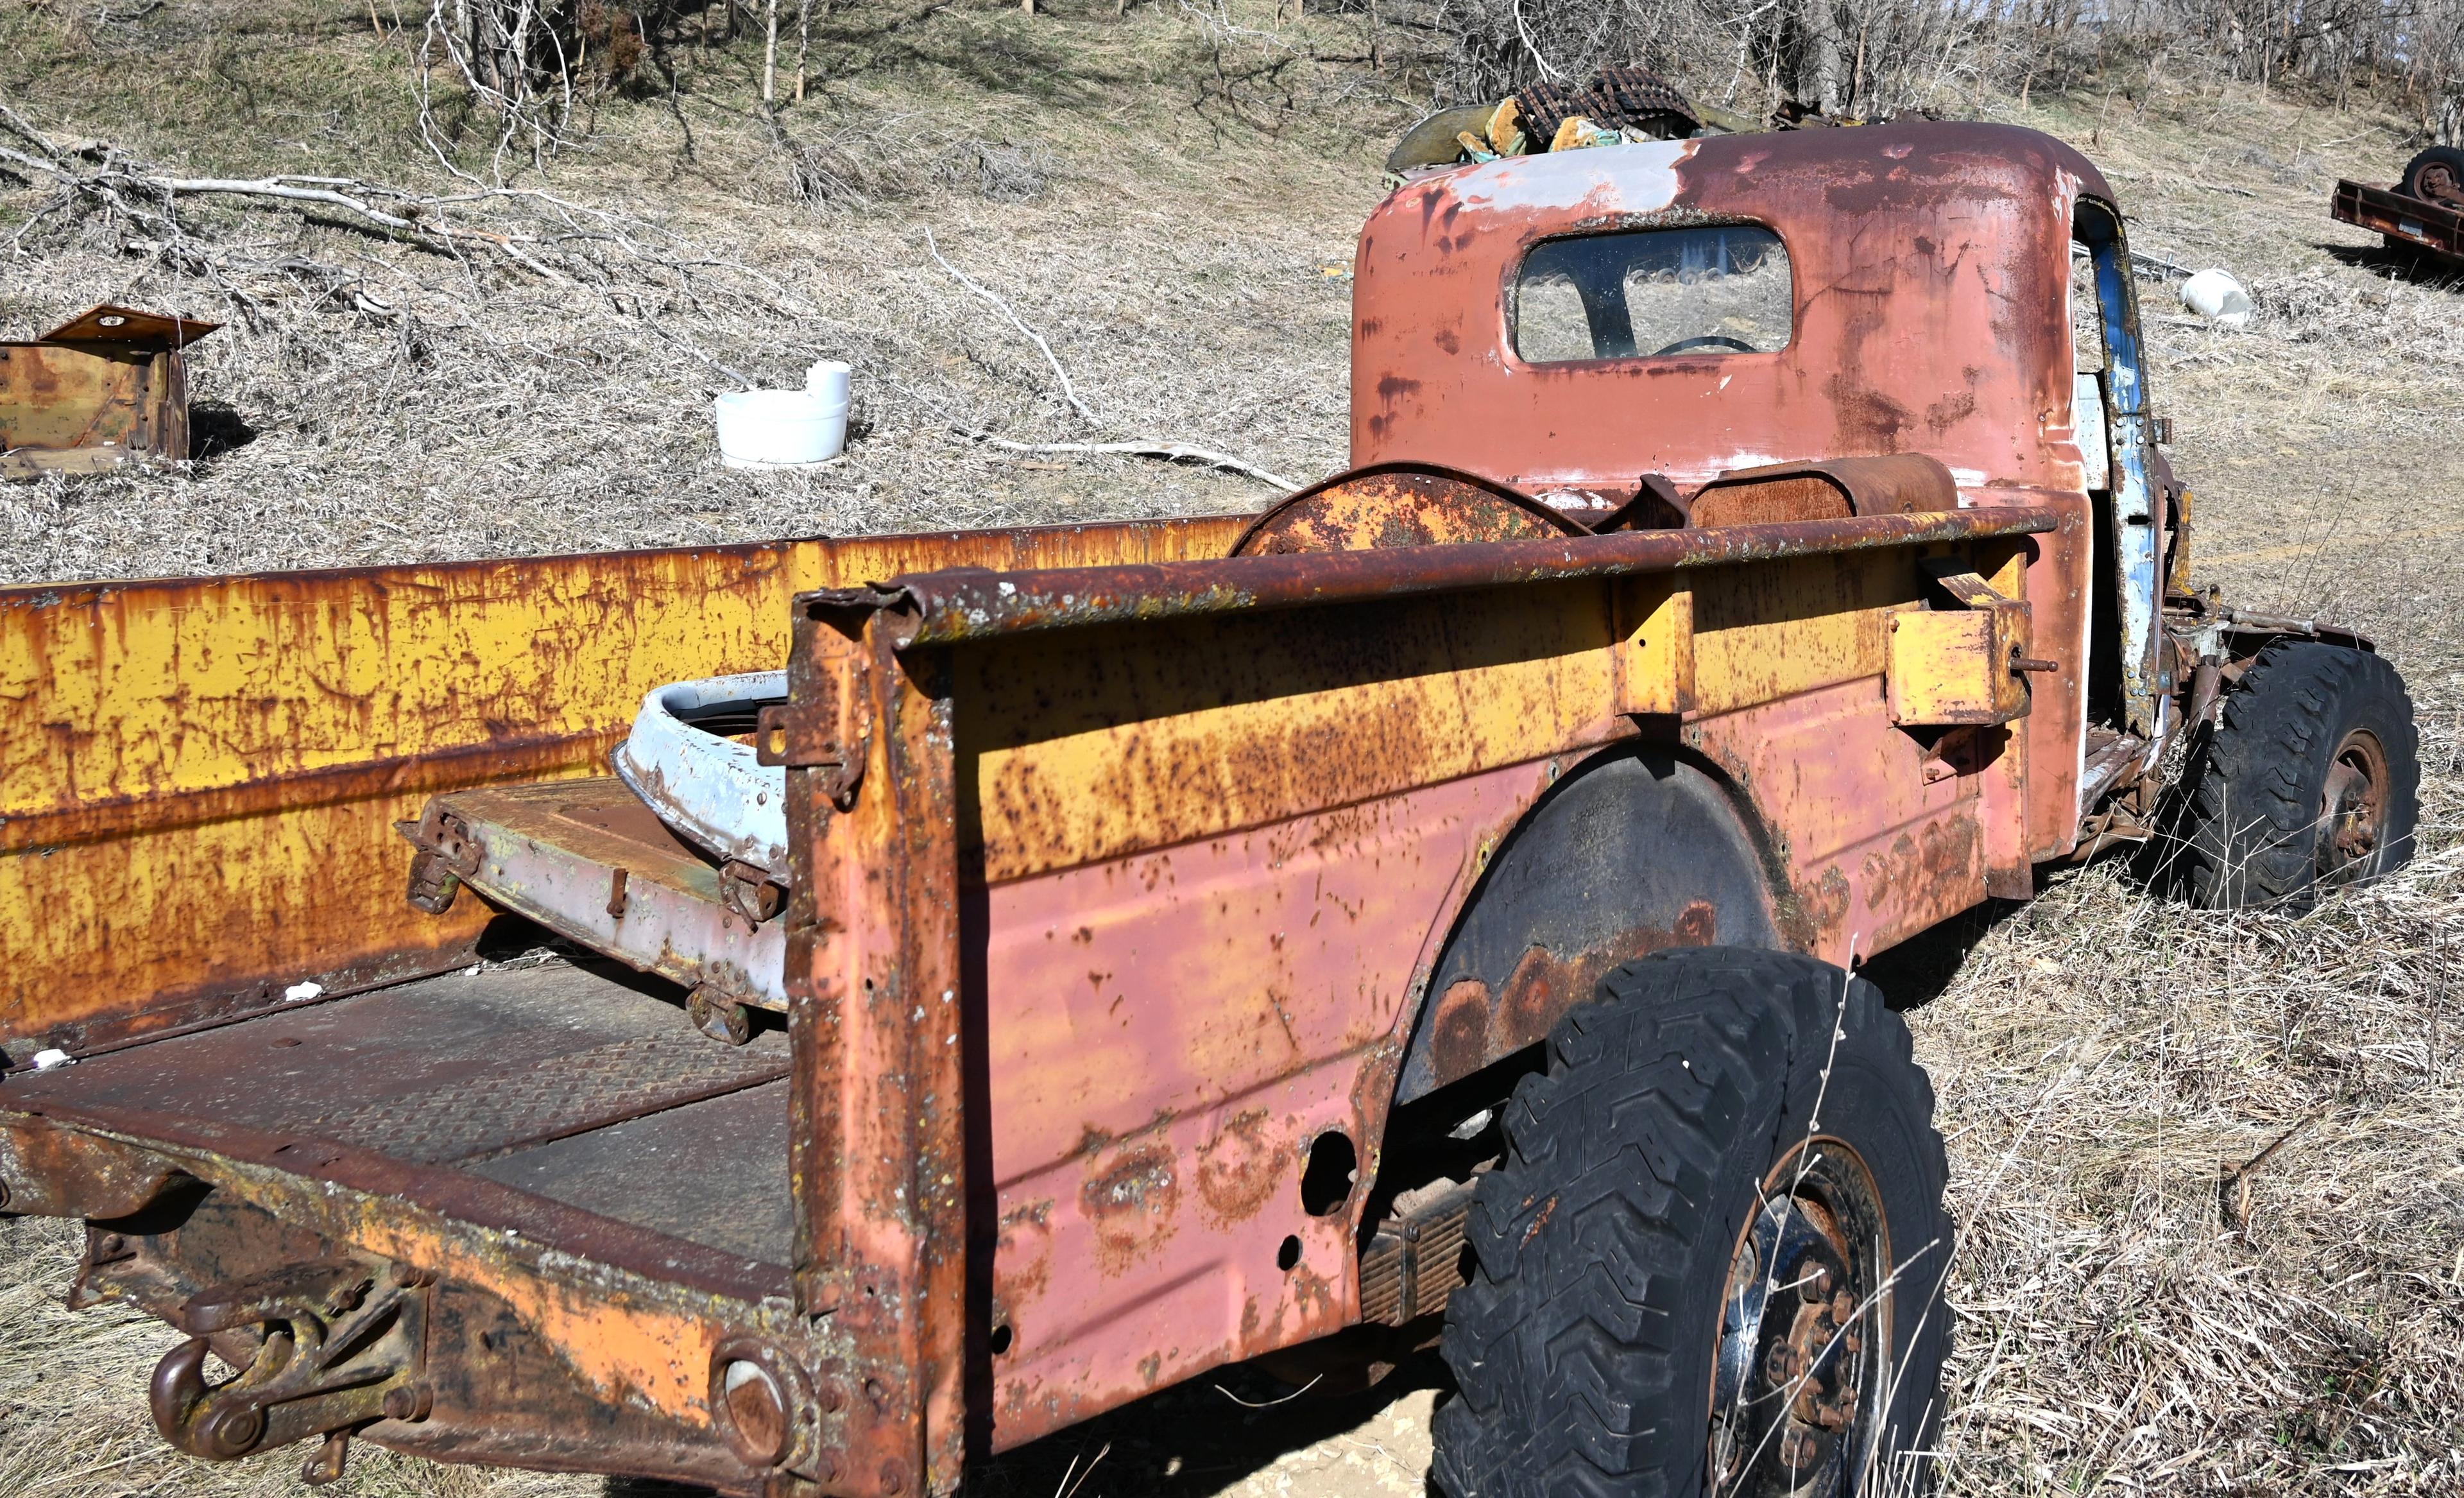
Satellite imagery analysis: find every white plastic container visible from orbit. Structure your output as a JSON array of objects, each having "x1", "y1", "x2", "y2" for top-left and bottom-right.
[
  {"x1": 2180, "y1": 268, "x2": 2254, "y2": 328},
  {"x1": 807, "y1": 359, "x2": 851, "y2": 409},
  {"x1": 712, "y1": 381, "x2": 848, "y2": 470}
]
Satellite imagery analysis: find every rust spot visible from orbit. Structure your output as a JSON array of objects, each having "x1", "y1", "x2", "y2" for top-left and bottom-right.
[
  {"x1": 1079, "y1": 1144, "x2": 1181, "y2": 1277},
  {"x1": 1496, "y1": 944, "x2": 1566, "y2": 1054},
  {"x1": 1797, "y1": 865, "x2": 1854, "y2": 951},
  {"x1": 1428, "y1": 977, "x2": 1491, "y2": 1085},
  {"x1": 1674, "y1": 899, "x2": 1717, "y2": 945},
  {"x1": 1194, "y1": 1110, "x2": 1281, "y2": 1228},
  {"x1": 995, "y1": 1199, "x2": 1056, "y2": 1306}
]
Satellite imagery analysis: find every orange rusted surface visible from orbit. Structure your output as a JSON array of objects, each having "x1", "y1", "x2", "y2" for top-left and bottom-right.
[
  {"x1": 980, "y1": 767, "x2": 1547, "y2": 1446},
  {"x1": 780, "y1": 606, "x2": 969, "y2": 1496},
  {"x1": 1232, "y1": 464, "x2": 1584, "y2": 554},
  {"x1": 784, "y1": 506, "x2": 2057, "y2": 1456},
  {"x1": 0, "y1": 517, "x2": 1249, "y2": 1056}
]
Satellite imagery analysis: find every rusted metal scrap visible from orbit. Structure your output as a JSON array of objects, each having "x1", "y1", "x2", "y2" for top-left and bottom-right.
[{"x1": 0, "y1": 304, "x2": 219, "y2": 478}]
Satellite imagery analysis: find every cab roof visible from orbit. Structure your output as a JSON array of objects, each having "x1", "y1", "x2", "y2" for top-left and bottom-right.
[{"x1": 1350, "y1": 121, "x2": 2118, "y2": 499}]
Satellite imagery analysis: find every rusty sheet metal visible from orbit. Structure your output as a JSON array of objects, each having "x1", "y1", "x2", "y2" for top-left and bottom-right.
[
  {"x1": 0, "y1": 515, "x2": 1249, "y2": 1058},
  {"x1": 779, "y1": 607, "x2": 967, "y2": 1497},
  {"x1": 416, "y1": 779, "x2": 788, "y2": 1010},
  {"x1": 1350, "y1": 123, "x2": 2105, "y2": 494},
  {"x1": 1687, "y1": 453, "x2": 1961, "y2": 528},
  {"x1": 0, "y1": 305, "x2": 219, "y2": 478},
  {"x1": 955, "y1": 578, "x2": 1626, "y2": 884},
  {"x1": 904, "y1": 524, "x2": 2054, "y2": 1452},
  {"x1": 980, "y1": 762, "x2": 1550, "y2": 1447},
  {"x1": 1684, "y1": 677, "x2": 1992, "y2": 960},
  {"x1": 1229, "y1": 463, "x2": 1586, "y2": 555},
  {"x1": 830, "y1": 506, "x2": 2059, "y2": 648}
]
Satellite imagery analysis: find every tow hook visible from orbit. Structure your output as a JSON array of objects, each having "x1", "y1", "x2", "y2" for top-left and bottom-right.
[{"x1": 148, "y1": 1256, "x2": 433, "y2": 1473}]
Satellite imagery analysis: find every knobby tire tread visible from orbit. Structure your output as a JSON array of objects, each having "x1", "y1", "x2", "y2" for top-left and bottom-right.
[{"x1": 1432, "y1": 947, "x2": 1949, "y2": 1498}]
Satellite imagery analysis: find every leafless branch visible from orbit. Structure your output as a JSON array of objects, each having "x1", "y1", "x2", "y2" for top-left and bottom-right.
[{"x1": 923, "y1": 227, "x2": 1102, "y2": 428}]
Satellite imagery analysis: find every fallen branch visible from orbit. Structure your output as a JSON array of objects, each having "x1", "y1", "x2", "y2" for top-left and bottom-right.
[
  {"x1": 923, "y1": 227, "x2": 1100, "y2": 427},
  {"x1": 913, "y1": 236, "x2": 1292, "y2": 490},
  {"x1": 973, "y1": 435, "x2": 1295, "y2": 490},
  {"x1": 2220, "y1": 1110, "x2": 2323, "y2": 1241}
]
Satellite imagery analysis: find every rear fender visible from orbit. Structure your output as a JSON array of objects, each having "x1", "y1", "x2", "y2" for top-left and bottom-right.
[{"x1": 1392, "y1": 745, "x2": 1784, "y2": 1105}]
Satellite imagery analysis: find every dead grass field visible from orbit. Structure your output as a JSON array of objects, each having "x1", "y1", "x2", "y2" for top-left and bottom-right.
[{"x1": 4, "y1": 5, "x2": 2464, "y2": 1495}]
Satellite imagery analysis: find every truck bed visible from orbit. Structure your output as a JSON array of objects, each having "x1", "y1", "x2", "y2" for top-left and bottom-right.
[{"x1": 4, "y1": 958, "x2": 796, "y2": 1274}]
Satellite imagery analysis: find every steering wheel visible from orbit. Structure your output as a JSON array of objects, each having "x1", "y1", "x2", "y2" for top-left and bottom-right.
[{"x1": 1651, "y1": 334, "x2": 1756, "y2": 356}]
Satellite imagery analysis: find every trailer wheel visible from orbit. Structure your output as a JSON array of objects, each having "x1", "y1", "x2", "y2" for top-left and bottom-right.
[
  {"x1": 2401, "y1": 144, "x2": 2464, "y2": 209},
  {"x1": 1431, "y1": 947, "x2": 1951, "y2": 1498},
  {"x1": 2178, "y1": 641, "x2": 2419, "y2": 910}
]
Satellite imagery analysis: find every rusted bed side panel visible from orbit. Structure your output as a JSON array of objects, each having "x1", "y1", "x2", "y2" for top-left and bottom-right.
[
  {"x1": 0, "y1": 517, "x2": 1250, "y2": 1056},
  {"x1": 776, "y1": 509, "x2": 2057, "y2": 1468}
]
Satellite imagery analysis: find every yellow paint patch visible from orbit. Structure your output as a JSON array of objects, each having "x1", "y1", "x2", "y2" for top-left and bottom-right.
[{"x1": 961, "y1": 581, "x2": 1622, "y2": 882}]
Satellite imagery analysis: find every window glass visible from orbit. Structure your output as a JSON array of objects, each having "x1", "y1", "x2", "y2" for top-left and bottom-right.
[{"x1": 1512, "y1": 225, "x2": 1792, "y2": 363}]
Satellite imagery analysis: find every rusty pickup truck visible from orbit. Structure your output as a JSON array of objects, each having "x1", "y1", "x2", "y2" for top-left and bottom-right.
[{"x1": 0, "y1": 120, "x2": 2418, "y2": 1498}]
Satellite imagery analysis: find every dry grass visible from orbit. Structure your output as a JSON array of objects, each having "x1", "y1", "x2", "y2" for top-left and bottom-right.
[{"x1": 6, "y1": 9, "x2": 2464, "y2": 1496}]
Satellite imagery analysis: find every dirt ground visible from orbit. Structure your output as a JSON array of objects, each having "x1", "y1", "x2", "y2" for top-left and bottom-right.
[{"x1": 4, "y1": 5, "x2": 2463, "y2": 1495}]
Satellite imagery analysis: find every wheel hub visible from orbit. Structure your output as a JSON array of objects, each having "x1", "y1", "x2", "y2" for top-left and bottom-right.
[
  {"x1": 2417, "y1": 162, "x2": 2464, "y2": 210},
  {"x1": 2318, "y1": 728, "x2": 2389, "y2": 885},
  {"x1": 1711, "y1": 1140, "x2": 1890, "y2": 1496}
]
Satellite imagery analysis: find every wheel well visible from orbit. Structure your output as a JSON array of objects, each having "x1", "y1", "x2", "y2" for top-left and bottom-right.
[{"x1": 1389, "y1": 742, "x2": 1784, "y2": 1108}]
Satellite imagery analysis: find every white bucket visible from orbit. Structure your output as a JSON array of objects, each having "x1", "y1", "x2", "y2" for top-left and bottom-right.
[
  {"x1": 712, "y1": 386, "x2": 848, "y2": 469},
  {"x1": 2180, "y1": 268, "x2": 2254, "y2": 328}
]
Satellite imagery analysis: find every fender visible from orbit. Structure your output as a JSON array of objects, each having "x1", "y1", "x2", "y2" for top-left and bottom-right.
[{"x1": 1392, "y1": 745, "x2": 1784, "y2": 1104}]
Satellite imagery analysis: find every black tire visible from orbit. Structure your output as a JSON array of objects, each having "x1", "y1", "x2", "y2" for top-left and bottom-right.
[
  {"x1": 1432, "y1": 947, "x2": 1951, "y2": 1498},
  {"x1": 2177, "y1": 641, "x2": 2418, "y2": 911},
  {"x1": 2400, "y1": 144, "x2": 2464, "y2": 208}
]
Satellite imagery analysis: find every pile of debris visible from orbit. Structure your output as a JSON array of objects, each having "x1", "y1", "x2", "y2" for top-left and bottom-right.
[{"x1": 1386, "y1": 66, "x2": 1915, "y2": 176}]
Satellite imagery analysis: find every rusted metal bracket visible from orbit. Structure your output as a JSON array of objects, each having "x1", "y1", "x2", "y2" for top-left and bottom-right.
[
  {"x1": 398, "y1": 805, "x2": 485, "y2": 916},
  {"x1": 757, "y1": 647, "x2": 873, "y2": 811},
  {"x1": 0, "y1": 1115, "x2": 189, "y2": 1219},
  {"x1": 148, "y1": 1255, "x2": 432, "y2": 1474},
  {"x1": 1887, "y1": 562, "x2": 2039, "y2": 727}
]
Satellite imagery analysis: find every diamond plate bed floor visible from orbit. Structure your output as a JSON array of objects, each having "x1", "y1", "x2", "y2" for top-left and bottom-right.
[{"x1": 4, "y1": 957, "x2": 796, "y2": 1268}]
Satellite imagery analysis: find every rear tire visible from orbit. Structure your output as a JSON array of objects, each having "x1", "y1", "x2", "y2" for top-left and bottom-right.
[
  {"x1": 2400, "y1": 144, "x2": 2464, "y2": 209},
  {"x1": 1432, "y1": 947, "x2": 1951, "y2": 1497},
  {"x1": 2177, "y1": 641, "x2": 2418, "y2": 910}
]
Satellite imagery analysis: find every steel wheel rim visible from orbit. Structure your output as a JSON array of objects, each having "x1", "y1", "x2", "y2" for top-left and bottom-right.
[
  {"x1": 2318, "y1": 728, "x2": 2390, "y2": 885},
  {"x1": 2417, "y1": 162, "x2": 2464, "y2": 209},
  {"x1": 1709, "y1": 1137, "x2": 1892, "y2": 1497}
]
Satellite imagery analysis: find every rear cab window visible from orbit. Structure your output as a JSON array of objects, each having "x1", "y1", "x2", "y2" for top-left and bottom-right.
[{"x1": 1512, "y1": 225, "x2": 1793, "y2": 363}]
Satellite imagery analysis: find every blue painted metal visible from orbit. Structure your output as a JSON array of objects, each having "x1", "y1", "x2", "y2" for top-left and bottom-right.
[
  {"x1": 611, "y1": 671, "x2": 791, "y2": 875},
  {"x1": 2082, "y1": 207, "x2": 2164, "y2": 738}
]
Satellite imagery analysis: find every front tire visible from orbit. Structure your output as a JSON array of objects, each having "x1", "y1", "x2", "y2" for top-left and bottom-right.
[
  {"x1": 1432, "y1": 947, "x2": 1951, "y2": 1497},
  {"x1": 2177, "y1": 641, "x2": 2419, "y2": 910}
]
